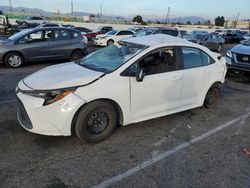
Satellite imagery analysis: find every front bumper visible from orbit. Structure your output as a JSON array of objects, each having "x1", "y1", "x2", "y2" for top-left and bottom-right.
[
  {"x1": 94, "y1": 39, "x2": 107, "y2": 46},
  {"x1": 16, "y1": 89, "x2": 85, "y2": 136},
  {"x1": 225, "y1": 56, "x2": 250, "y2": 72}
]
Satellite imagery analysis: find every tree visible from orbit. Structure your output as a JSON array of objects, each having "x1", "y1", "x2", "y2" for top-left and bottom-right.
[
  {"x1": 204, "y1": 20, "x2": 211, "y2": 25},
  {"x1": 215, "y1": 16, "x2": 225, "y2": 26},
  {"x1": 197, "y1": 21, "x2": 201, "y2": 25},
  {"x1": 132, "y1": 15, "x2": 143, "y2": 24},
  {"x1": 186, "y1": 21, "x2": 192, "y2": 25},
  {"x1": 0, "y1": 10, "x2": 3, "y2": 15}
]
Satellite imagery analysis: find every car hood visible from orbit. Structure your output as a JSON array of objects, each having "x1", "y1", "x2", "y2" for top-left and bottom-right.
[
  {"x1": 23, "y1": 62, "x2": 104, "y2": 90},
  {"x1": 231, "y1": 44, "x2": 250, "y2": 55}
]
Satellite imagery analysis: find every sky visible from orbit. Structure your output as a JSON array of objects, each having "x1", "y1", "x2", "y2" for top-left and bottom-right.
[{"x1": 0, "y1": 0, "x2": 250, "y2": 20}]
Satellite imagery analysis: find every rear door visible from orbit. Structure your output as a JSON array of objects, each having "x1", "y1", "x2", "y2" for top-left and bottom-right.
[{"x1": 179, "y1": 47, "x2": 215, "y2": 107}]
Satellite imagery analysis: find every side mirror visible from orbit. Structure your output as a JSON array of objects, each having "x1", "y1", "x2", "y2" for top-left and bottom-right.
[{"x1": 136, "y1": 68, "x2": 145, "y2": 82}]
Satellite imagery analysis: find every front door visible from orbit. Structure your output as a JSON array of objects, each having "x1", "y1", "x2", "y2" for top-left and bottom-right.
[{"x1": 129, "y1": 47, "x2": 183, "y2": 121}]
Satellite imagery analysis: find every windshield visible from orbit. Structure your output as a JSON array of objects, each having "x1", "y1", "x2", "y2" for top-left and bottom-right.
[
  {"x1": 106, "y1": 30, "x2": 117, "y2": 35},
  {"x1": 78, "y1": 42, "x2": 147, "y2": 73},
  {"x1": 244, "y1": 40, "x2": 250, "y2": 46},
  {"x1": 8, "y1": 29, "x2": 32, "y2": 41},
  {"x1": 134, "y1": 30, "x2": 153, "y2": 37}
]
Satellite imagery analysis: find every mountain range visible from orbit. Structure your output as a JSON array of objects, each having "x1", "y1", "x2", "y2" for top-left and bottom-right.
[{"x1": 0, "y1": 5, "x2": 207, "y2": 24}]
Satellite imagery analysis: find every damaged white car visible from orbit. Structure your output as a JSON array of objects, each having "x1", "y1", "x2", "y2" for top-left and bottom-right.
[{"x1": 16, "y1": 34, "x2": 227, "y2": 143}]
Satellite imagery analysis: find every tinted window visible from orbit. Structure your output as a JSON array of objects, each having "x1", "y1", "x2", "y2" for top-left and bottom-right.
[
  {"x1": 162, "y1": 30, "x2": 179, "y2": 37},
  {"x1": 117, "y1": 31, "x2": 134, "y2": 35},
  {"x1": 43, "y1": 24, "x2": 59, "y2": 27},
  {"x1": 201, "y1": 52, "x2": 215, "y2": 65},
  {"x1": 44, "y1": 30, "x2": 54, "y2": 41},
  {"x1": 26, "y1": 30, "x2": 44, "y2": 43},
  {"x1": 139, "y1": 48, "x2": 176, "y2": 75},
  {"x1": 54, "y1": 29, "x2": 71, "y2": 40},
  {"x1": 182, "y1": 47, "x2": 202, "y2": 69},
  {"x1": 72, "y1": 31, "x2": 79, "y2": 38}
]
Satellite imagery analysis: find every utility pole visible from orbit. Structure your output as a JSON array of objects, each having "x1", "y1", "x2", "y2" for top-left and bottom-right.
[
  {"x1": 71, "y1": 1, "x2": 73, "y2": 15},
  {"x1": 9, "y1": 0, "x2": 12, "y2": 11},
  {"x1": 100, "y1": 2, "x2": 102, "y2": 19},
  {"x1": 165, "y1": 7, "x2": 170, "y2": 25}
]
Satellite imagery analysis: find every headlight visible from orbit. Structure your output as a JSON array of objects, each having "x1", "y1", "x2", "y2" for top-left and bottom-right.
[
  {"x1": 226, "y1": 51, "x2": 232, "y2": 58},
  {"x1": 23, "y1": 89, "x2": 76, "y2": 105}
]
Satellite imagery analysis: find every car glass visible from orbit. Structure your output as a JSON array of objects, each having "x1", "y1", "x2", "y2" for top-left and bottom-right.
[
  {"x1": 182, "y1": 47, "x2": 203, "y2": 69},
  {"x1": 139, "y1": 48, "x2": 177, "y2": 75}
]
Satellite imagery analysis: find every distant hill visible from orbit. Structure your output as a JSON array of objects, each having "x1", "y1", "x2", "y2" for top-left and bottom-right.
[{"x1": 0, "y1": 5, "x2": 207, "y2": 23}]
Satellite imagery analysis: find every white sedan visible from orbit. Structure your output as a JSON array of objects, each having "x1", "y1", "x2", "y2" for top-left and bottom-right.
[
  {"x1": 94, "y1": 29, "x2": 135, "y2": 46},
  {"x1": 16, "y1": 34, "x2": 227, "y2": 143}
]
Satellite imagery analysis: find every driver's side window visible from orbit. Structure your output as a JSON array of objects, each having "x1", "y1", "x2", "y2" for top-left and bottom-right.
[{"x1": 139, "y1": 48, "x2": 177, "y2": 75}]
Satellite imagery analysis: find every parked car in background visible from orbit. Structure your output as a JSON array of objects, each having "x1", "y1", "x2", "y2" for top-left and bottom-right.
[
  {"x1": 94, "y1": 29, "x2": 135, "y2": 46},
  {"x1": 16, "y1": 34, "x2": 227, "y2": 143},
  {"x1": 226, "y1": 39, "x2": 250, "y2": 73},
  {"x1": 17, "y1": 16, "x2": 50, "y2": 25},
  {"x1": 222, "y1": 33, "x2": 244, "y2": 44},
  {"x1": 0, "y1": 27, "x2": 87, "y2": 68},
  {"x1": 198, "y1": 33, "x2": 225, "y2": 52},
  {"x1": 84, "y1": 26, "x2": 113, "y2": 41},
  {"x1": 180, "y1": 30, "x2": 188, "y2": 38},
  {"x1": 243, "y1": 33, "x2": 250, "y2": 40},
  {"x1": 188, "y1": 30, "x2": 208, "y2": 35},
  {"x1": 214, "y1": 29, "x2": 226, "y2": 36},
  {"x1": 74, "y1": 27, "x2": 92, "y2": 34},
  {"x1": 185, "y1": 33, "x2": 206, "y2": 43},
  {"x1": 133, "y1": 27, "x2": 182, "y2": 38}
]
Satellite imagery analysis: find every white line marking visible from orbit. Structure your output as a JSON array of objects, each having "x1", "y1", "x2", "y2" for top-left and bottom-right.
[
  {"x1": 0, "y1": 99, "x2": 17, "y2": 105},
  {"x1": 91, "y1": 113, "x2": 250, "y2": 188}
]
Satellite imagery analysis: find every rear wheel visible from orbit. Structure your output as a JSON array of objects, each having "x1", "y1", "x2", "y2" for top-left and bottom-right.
[
  {"x1": 70, "y1": 50, "x2": 84, "y2": 61},
  {"x1": 4, "y1": 52, "x2": 24, "y2": 68},
  {"x1": 75, "y1": 101, "x2": 117, "y2": 143},
  {"x1": 204, "y1": 87, "x2": 220, "y2": 109}
]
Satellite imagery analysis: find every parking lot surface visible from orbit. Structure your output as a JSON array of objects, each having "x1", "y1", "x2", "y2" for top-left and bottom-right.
[{"x1": 1, "y1": 44, "x2": 250, "y2": 188}]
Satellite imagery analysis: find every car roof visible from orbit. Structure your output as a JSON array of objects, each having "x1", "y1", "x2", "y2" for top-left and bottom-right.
[{"x1": 121, "y1": 34, "x2": 194, "y2": 47}]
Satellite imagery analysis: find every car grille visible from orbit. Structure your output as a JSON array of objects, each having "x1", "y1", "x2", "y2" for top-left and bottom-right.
[
  {"x1": 17, "y1": 98, "x2": 33, "y2": 130},
  {"x1": 236, "y1": 53, "x2": 250, "y2": 64}
]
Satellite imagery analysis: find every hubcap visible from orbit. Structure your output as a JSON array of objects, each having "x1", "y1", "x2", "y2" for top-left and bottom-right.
[
  {"x1": 87, "y1": 111, "x2": 109, "y2": 134},
  {"x1": 218, "y1": 45, "x2": 222, "y2": 52},
  {"x1": 8, "y1": 55, "x2": 22, "y2": 67}
]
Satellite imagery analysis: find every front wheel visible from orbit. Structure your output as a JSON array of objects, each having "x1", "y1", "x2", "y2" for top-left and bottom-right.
[
  {"x1": 75, "y1": 101, "x2": 117, "y2": 143},
  {"x1": 204, "y1": 87, "x2": 220, "y2": 109},
  {"x1": 4, "y1": 52, "x2": 24, "y2": 68}
]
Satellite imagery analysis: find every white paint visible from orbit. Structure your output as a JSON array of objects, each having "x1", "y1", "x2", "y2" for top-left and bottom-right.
[{"x1": 91, "y1": 113, "x2": 250, "y2": 188}]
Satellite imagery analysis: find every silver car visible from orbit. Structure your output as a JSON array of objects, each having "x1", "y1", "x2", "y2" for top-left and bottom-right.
[{"x1": 0, "y1": 27, "x2": 87, "y2": 68}]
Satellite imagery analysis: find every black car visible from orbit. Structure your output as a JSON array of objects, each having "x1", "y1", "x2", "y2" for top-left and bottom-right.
[{"x1": 223, "y1": 33, "x2": 244, "y2": 44}]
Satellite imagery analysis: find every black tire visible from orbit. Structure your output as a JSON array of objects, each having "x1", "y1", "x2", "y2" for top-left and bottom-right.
[
  {"x1": 70, "y1": 50, "x2": 84, "y2": 61},
  {"x1": 107, "y1": 39, "x2": 114, "y2": 46},
  {"x1": 217, "y1": 43, "x2": 222, "y2": 52},
  {"x1": 4, "y1": 52, "x2": 24, "y2": 68},
  {"x1": 75, "y1": 101, "x2": 117, "y2": 143},
  {"x1": 204, "y1": 86, "x2": 221, "y2": 109}
]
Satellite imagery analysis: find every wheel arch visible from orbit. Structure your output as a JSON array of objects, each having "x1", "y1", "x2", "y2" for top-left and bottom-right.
[
  {"x1": 203, "y1": 81, "x2": 223, "y2": 103},
  {"x1": 3, "y1": 51, "x2": 26, "y2": 62},
  {"x1": 71, "y1": 98, "x2": 124, "y2": 135}
]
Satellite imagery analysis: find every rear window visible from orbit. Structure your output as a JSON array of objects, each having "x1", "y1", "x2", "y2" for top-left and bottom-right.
[{"x1": 182, "y1": 47, "x2": 202, "y2": 69}]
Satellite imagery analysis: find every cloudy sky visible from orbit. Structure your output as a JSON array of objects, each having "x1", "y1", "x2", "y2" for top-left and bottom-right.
[{"x1": 1, "y1": 0, "x2": 250, "y2": 19}]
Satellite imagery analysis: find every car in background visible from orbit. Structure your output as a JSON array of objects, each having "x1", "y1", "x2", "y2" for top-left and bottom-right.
[
  {"x1": 17, "y1": 16, "x2": 50, "y2": 25},
  {"x1": 74, "y1": 27, "x2": 92, "y2": 34},
  {"x1": 222, "y1": 33, "x2": 244, "y2": 44},
  {"x1": 188, "y1": 30, "x2": 208, "y2": 35},
  {"x1": 243, "y1": 33, "x2": 250, "y2": 40},
  {"x1": 0, "y1": 27, "x2": 87, "y2": 68},
  {"x1": 180, "y1": 30, "x2": 188, "y2": 38},
  {"x1": 94, "y1": 29, "x2": 135, "y2": 46},
  {"x1": 16, "y1": 34, "x2": 227, "y2": 143},
  {"x1": 214, "y1": 29, "x2": 226, "y2": 36},
  {"x1": 225, "y1": 39, "x2": 250, "y2": 73},
  {"x1": 84, "y1": 26, "x2": 113, "y2": 41},
  {"x1": 196, "y1": 33, "x2": 225, "y2": 52},
  {"x1": 133, "y1": 27, "x2": 182, "y2": 38},
  {"x1": 185, "y1": 33, "x2": 206, "y2": 43}
]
